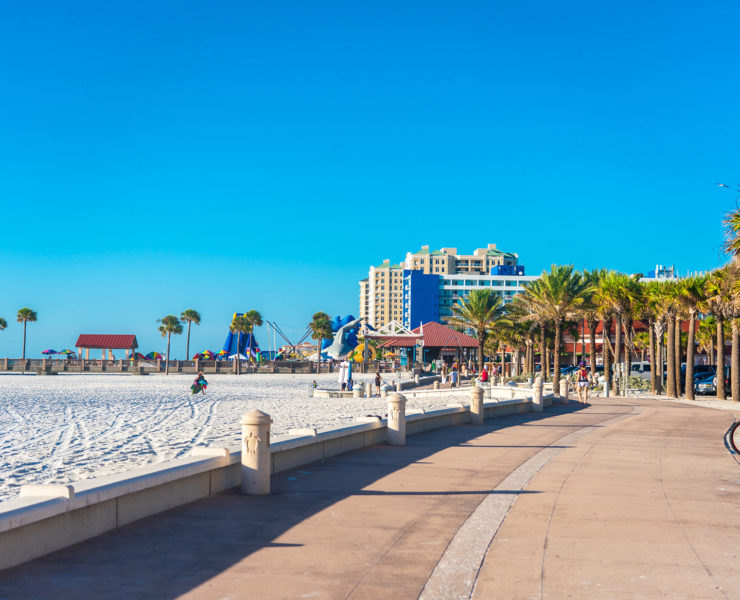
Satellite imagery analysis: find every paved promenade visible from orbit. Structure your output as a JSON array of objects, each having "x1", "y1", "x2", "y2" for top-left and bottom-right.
[{"x1": 1, "y1": 397, "x2": 739, "y2": 599}]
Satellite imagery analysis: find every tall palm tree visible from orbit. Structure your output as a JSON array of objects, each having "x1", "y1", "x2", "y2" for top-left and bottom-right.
[
  {"x1": 592, "y1": 272, "x2": 619, "y2": 391},
  {"x1": 446, "y1": 289, "x2": 508, "y2": 371},
  {"x1": 16, "y1": 307, "x2": 37, "y2": 360},
  {"x1": 581, "y1": 269, "x2": 605, "y2": 379},
  {"x1": 158, "y1": 315, "x2": 183, "y2": 375},
  {"x1": 230, "y1": 310, "x2": 263, "y2": 375},
  {"x1": 678, "y1": 275, "x2": 709, "y2": 400},
  {"x1": 180, "y1": 309, "x2": 201, "y2": 360},
  {"x1": 706, "y1": 268, "x2": 733, "y2": 400},
  {"x1": 309, "y1": 311, "x2": 333, "y2": 374},
  {"x1": 696, "y1": 316, "x2": 716, "y2": 364},
  {"x1": 0, "y1": 318, "x2": 7, "y2": 334},
  {"x1": 521, "y1": 265, "x2": 590, "y2": 392}
]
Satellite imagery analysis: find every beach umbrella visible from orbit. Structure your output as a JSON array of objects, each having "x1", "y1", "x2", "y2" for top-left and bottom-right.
[
  {"x1": 200, "y1": 350, "x2": 215, "y2": 359},
  {"x1": 59, "y1": 349, "x2": 76, "y2": 355},
  {"x1": 146, "y1": 352, "x2": 162, "y2": 360},
  {"x1": 130, "y1": 352, "x2": 146, "y2": 360},
  {"x1": 41, "y1": 349, "x2": 58, "y2": 355}
]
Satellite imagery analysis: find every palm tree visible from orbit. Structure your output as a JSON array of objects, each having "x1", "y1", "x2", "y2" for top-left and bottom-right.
[
  {"x1": 706, "y1": 268, "x2": 733, "y2": 400},
  {"x1": 581, "y1": 270, "x2": 606, "y2": 379},
  {"x1": 678, "y1": 275, "x2": 709, "y2": 400},
  {"x1": 0, "y1": 318, "x2": 6, "y2": 334},
  {"x1": 696, "y1": 316, "x2": 716, "y2": 364},
  {"x1": 158, "y1": 315, "x2": 183, "y2": 375},
  {"x1": 309, "y1": 311, "x2": 333, "y2": 374},
  {"x1": 16, "y1": 307, "x2": 37, "y2": 360},
  {"x1": 230, "y1": 310, "x2": 263, "y2": 375},
  {"x1": 521, "y1": 265, "x2": 590, "y2": 392},
  {"x1": 446, "y1": 289, "x2": 508, "y2": 371},
  {"x1": 180, "y1": 309, "x2": 201, "y2": 360}
]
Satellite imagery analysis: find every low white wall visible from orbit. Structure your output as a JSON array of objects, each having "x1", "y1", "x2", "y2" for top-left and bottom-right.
[{"x1": 0, "y1": 392, "x2": 554, "y2": 571}]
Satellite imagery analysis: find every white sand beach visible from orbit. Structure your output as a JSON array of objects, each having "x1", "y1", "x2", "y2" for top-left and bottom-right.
[{"x1": 0, "y1": 373, "x2": 450, "y2": 501}]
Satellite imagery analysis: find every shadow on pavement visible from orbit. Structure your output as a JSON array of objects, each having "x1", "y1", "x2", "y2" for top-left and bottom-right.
[{"x1": 0, "y1": 402, "x2": 588, "y2": 599}]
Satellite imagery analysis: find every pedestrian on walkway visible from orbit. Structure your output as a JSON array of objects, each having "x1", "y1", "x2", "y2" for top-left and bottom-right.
[
  {"x1": 574, "y1": 361, "x2": 589, "y2": 403},
  {"x1": 374, "y1": 371, "x2": 382, "y2": 396}
]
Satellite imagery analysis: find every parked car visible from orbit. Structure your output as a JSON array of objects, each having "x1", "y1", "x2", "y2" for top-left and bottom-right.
[{"x1": 695, "y1": 373, "x2": 717, "y2": 395}]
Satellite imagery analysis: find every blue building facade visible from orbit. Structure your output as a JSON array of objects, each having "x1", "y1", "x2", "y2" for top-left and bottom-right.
[
  {"x1": 402, "y1": 267, "x2": 537, "y2": 330},
  {"x1": 402, "y1": 269, "x2": 440, "y2": 330}
]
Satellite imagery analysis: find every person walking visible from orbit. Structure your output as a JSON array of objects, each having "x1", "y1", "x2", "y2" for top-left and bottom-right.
[
  {"x1": 374, "y1": 371, "x2": 383, "y2": 396},
  {"x1": 574, "y1": 361, "x2": 589, "y2": 403},
  {"x1": 450, "y1": 365, "x2": 459, "y2": 387}
]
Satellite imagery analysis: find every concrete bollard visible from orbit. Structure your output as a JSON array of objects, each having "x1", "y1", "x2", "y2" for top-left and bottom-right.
[
  {"x1": 365, "y1": 384, "x2": 372, "y2": 398},
  {"x1": 353, "y1": 387, "x2": 362, "y2": 399},
  {"x1": 387, "y1": 393, "x2": 407, "y2": 446},
  {"x1": 414, "y1": 374, "x2": 420, "y2": 385},
  {"x1": 241, "y1": 409, "x2": 272, "y2": 495},
  {"x1": 396, "y1": 381, "x2": 402, "y2": 392},
  {"x1": 470, "y1": 386, "x2": 484, "y2": 425},
  {"x1": 433, "y1": 381, "x2": 439, "y2": 390},
  {"x1": 559, "y1": 379, "x2": 569, "y2": 400},
  {"x1": 532, "y1": 376, "x2": 543, "y2": 413}
]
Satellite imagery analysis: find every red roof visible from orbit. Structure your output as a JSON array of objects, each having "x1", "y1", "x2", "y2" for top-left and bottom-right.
[
  {"x1": 415, "y1": 321, "x2": 479, "y2": 348},
  {"x1": 379, "y1": 321, "x2": 480, "y2": 349},
  {"x1": 76, "y1": 334, "x2": 138, "y2": 349}
]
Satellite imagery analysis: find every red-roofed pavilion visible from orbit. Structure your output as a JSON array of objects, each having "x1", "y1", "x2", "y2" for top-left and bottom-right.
[
  {"x1": 378, "y1": 321, "x2": 478, "y2": 363},
  {"x1": 75, "y1": 334, "x2": 138, "y2": 360}
]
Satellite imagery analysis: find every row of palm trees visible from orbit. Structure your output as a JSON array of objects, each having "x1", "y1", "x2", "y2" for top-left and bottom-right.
[{"x1": 446, "y1": 260, "x2": 740, "y2": 401}]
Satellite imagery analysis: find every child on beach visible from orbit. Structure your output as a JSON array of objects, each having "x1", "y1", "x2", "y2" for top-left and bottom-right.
[{"x1": 190, "y1": 372, "x2": 208, "y2": 395}]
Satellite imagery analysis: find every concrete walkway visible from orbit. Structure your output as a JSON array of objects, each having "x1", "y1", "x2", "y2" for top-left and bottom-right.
[{"x1": 1, "y1": 398, "x2": 739, "y2": 599}]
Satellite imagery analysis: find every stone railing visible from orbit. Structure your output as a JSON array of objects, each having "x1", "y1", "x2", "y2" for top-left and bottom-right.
[{"x1": 0, "y1": 386, "x2": 556, "y2": 571}]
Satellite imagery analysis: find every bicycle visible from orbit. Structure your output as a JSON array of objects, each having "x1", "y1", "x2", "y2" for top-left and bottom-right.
[{"x1": 729, "y1": 417, "x2": 740, "y2": 454}]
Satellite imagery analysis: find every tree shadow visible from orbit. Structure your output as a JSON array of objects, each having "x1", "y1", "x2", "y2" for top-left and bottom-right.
[{"x1": 0, "y1": 402, "x2": 591, "y2": 599}]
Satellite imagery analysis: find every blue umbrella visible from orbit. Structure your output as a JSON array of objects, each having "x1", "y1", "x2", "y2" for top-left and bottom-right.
[{"x1": 41, "y1": 349, "x2": 58, "y2": 355}]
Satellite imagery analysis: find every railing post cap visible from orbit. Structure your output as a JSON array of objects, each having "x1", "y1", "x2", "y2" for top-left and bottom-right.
[
  {"x1": 241, "y1": 409, "x2": 273, "y2": 426},
  {"x1": 471, "y1": 386, "x2": 484, "y2": 398},
  {"x1": 388, "y1": 392, "x2": 406, "y2": 404}
]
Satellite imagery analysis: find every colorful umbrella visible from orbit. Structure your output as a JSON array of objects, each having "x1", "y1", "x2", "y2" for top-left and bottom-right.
[
  {"x1": 41, "y1": 349, "x2": 58, "y2": 355},
  {"x1": 199, "y1": 350, "x2": 215, "y2": 359},
  {"x1": 130, "y1": 352, "x2": 146, "y2": 360},
  {"x1": 59, "y1": 349, "x2": 76, "y2": 355},
  {"x1": 146, "y1": 352, "x2": 163, "y2": 360}
]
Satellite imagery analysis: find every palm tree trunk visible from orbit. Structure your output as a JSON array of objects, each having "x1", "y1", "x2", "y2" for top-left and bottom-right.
[
  {"x1": 666, "y1": 314, "x2": 676, "y2": 398},
  {"x1": 623, "y1": 318, "x2": 632, "y2": 396},
  {"x1": 317, "y1": 337, "x2": 322, "y2": 374},
  {"x1": 709, "y1": 337, "x2": 714, "y2": 365},
  {"x1": 545, "y1": 344, "x2": 551, "y2": 380},
  {"x1": 649, "y1": 318, "x2": 657, "y2": 394},
  {"x1": 614, "y1": 315, "x2": 622, "y2": 376},
  {"x1": 553, "y1": 320, "x2": 562, "y2": 391},
  {"x1": 514, "y1": 348, "x2": 521, "y2": 376},
  {"x1": 478, "y1": 335, "x2": 485, "y2": 373},
  {"x1": 22, "y1": 321, "x2": 27, "y2": 360},
  {"x1": 717, "y1": 317, "x2": 726, "y2": 399},
  {"x1": 588, "y1": 318, "x2": 597, "y2": 379},
  {"x1": 732, "y1": 320, "x2": 739, "y2": 402},
  {"x1": 674, "y1": 318, "x2": 682, "y2": 396},
  {"x1": 539, "y1": 322, "x2": 546, "y2": 377},
  {"x1": 602, "y1": 319, "x2": 611, "y2": 388},
  {"x1": 165, "y1": 333, "x2": 171, "y2": 375},
  {"x1": 686, "y1": 314, "x2": 696, "y2": 400},
  {"x1": 186, "y1": 322, "x2": 192, "y2": 361}
]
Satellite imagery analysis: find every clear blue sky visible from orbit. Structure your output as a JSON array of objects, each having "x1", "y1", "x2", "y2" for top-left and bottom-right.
[{"x1": 1, "y1": 0, "x2": 738, "y2": 358}]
